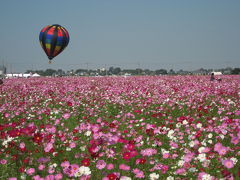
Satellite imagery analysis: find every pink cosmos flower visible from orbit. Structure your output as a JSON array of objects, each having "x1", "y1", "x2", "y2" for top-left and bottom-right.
[
  {"x1": 218, "y1": 146, "x2": 228, "y2": 155},
  {"x1": 47, "y1": 126, "x2": 56, "y2": 133},
  {"x1": 107, "y1": 163, "x2": 114, "y2": 170},
  {"x1": 140, "y1": 148, "x2": 157, "y2": 156},
  {"x1": 119, "y1": 164, "x2": 130, "y2": 171},
  {"x1": 4, "y1": 113, "x2": 10, "y2": 118},
  {"x1": 175, "y1": 168, "x2": 186, "y2": 175},
  {"x1": 44, "y1": 143, "x2": 53, "y2": 152},
  {"x1": 214, "y1": 143, "x2": 228, "y2": 155},
  {"x1": 202, "y1": 147, "x2": 210, "y2": 153},
  {"x1": 172, "y1": 153, "x2": 178, "y2": 159},
  {"x1": 197, "y1": 172, "x2": 209, "y2": 180},
  {"x1": 26, "y1": 168, "x2": 35, "y2": 175},
  {"x1": 170, "y1": 141, "x2": 178, "y2": 148},
  {"x1": 63, "y1": 164, "x2": 79, "y2": 177},
  {"x1": 223, "y1": 159, "x2": 234, "y2": 169},
  {"x1": 48, "y1": 166, "x2": 55, "y2": 174},
  {"x1": 55, "y1": 173, "x2": 63, "y2": 180},
  {"x1": 132, "y1": 168, "x2": 141, "y2": 174},
  {"x1": 19, "y1": 142, "x2": 25, "y2": 149},
  {"x1": 8, "y1": 178, "x2": 17, "y2": 180},
  {"x1": 214, "y1": 142, "x2": 223, "y2": 152},
  {"x1": 231, "y1": 136, "x2": 239, "y2": 145},
  {"x1": 161, "y1": 165, "x2": 169, "y2": 174},
  {"x1": 0, "y1": 159, "x2": 7, "y2": 164},
  {"x1": 61, "y1": 161, "x2": 70, "y2": 168},
  {"x1": 80, "y1": 175, "x2": 91, "y2": 180},
  {"x1": 54, "y1": 119, "x2": 60, "y2": 125},
  {"x1": 69, "y1": 142, "x2": 76, "y2": 148},
  {"x1": 63, "y1": 113, "x2": 71, "y2": 119},
  {"x1": 33, "y1": 175, "x2": 43, "y2": 180},
  {"x1": 184, "y1": 153, "x2": 194, "y2": 162},
  {"x1": 38, "y1": 164, "x2": 45, "y2": 170},
  {"x1": 163, "y1": 153, "x2": 170, "y2": 159},
  {"x1": 135, "y1": 171, "x2": 145, "y2": 178},
  {"x1": 236, "y1": 110, "x2": 240, "y2": 116},
  {"x1": 96, "y1": 160, "x2": 106, "y2": 170},
  {"x1": 45, "y1": 175, "x2": 55, "y2": 180}
]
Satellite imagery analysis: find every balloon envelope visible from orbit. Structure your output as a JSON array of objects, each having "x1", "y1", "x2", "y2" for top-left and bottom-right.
[{"x1": 39, "y1": 24, "x2": 69, "y2": 60}]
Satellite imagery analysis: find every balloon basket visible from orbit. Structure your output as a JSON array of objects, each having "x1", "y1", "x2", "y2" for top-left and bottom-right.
[{"x1": 48, "y1": 60, "x2": 52, "y2": 64}]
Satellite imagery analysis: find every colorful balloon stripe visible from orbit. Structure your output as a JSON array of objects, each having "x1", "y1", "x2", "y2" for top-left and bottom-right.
[{"x1": 39, "y1": 24, "x2": 69, "y2": 61}]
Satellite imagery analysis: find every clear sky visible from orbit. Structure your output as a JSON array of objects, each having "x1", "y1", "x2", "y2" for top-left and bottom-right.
[{"x1": 0, "y1": 0, "x2": 239, "y2": 72}]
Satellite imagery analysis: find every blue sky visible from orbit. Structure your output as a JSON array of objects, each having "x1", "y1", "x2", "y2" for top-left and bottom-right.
[{"x1": 0, "y1": 0, "x2": 239, "y2": 72}]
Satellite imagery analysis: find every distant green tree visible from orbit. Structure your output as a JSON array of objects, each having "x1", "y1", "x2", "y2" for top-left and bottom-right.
[
  {"x1": 57, "y1": 69, "x2": 65, "y2": 76},
  {"x1": 108, "y1": 67, "x2": 114, "y2": 75},
  {"x1": 136, "y1": 68, "x2": 143, "y2": 75},
  {"x1": 122, "y1": 69, "x2": 138, "y2": 75},
  {"x1": 155, "y1": 69, "x2": 168, "y2": 75},
  {"x1": 168, "y1": 69, "x2": 176, "y2": 75},
  {"x1": 231, "y1": 68, "x2": 240, "y2": 74},
  {"x1": 44, "y1": 69, "x2": 57, "y2": 76},
  {"x1": 113, "y1": 67, "x2": 121, "y2": 75},
  {"x1": 75, "y1": 69, "x2": 87, "y2": 74}
]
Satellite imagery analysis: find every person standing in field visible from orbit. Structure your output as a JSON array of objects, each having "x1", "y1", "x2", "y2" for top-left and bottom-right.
[{"x1": 210, "y1": 73, "x2": 215, "y2": 81}]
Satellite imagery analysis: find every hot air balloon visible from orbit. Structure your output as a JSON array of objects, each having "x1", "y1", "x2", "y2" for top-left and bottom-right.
[{"x1": 39, "y1": 24, "x2": 69, "y2": 63}]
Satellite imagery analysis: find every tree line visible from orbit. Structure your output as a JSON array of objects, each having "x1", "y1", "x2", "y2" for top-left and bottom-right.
[{"x1": 25, "y1": 67, "x2": 240, "y2": 76}]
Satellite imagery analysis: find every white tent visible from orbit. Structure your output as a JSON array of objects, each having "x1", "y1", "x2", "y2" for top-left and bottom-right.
[
  {"x1": 211, "y1": 72, "x2": 222, "y2": 75},
  {"x1": 5, "y1": 73, "x2": 41, "y2": 78},
  {"x1": 32, "y1": 73, "x2": 40, "y2": 77}
]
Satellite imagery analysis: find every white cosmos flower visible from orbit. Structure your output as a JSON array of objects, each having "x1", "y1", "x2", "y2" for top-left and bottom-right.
[
  {"x1": 178, "y1": 160, "x2": 185, "y2": 167},
  {"x1": 188, "y1": 167, "x2": 197, "y2": 172},
  {"x1": 75, "y1": 166, "x2": 91, "y2": 177},
  {"x1": 120, "y1": 176, "x2": 132, "y2": 180},
  {"x1": 202, "y1": 174, "x2": 212, "y2": 180},
  {"x1": 161, "y1": 149, "x2": 169, "y2": 154},
  {"x1": 189, "y1": 141, "x2": 195, "y2": 147},
  {"x1": 66, "y1": 147, "x2": 71, "y2": 151},
  {"x1": 149, "y1": 173, "x2": 159, "y2": 180},
  {"x1": 201, "y1": 140, "x2": 207, "y2": 146},
  {"x1": 196, "y1": 123, "x2": 202, "y2": 128},
  {"x1": 208, "y1": 140, "x2": 213, "y2": 144},
  {"x1": 2, "y1": 136, "x2": 15, "y2": 148},
  {"x1": 219, "y1": 134, "x2": 225, "y2": 139},
  {"x1": 183, "y1": 120, "x2": 188, "y2": 125},
  {"x1": 85, "y1": 131, "x2": 91, "y2": 136},
  {"x1": 208, "y1": 133, "x2": 213, "y2": 138},
  {"x1": 166, "y1": 176, "x2": 174, "y2": 180},
  {"x1": 20, "y1": 174, "x2": 26, "y2": 180},
  {"x1": 197, "y1": 153, "x2": 206, "y2": 162},
  {"x1": 80, "y1": 146, "x2": 86, "y2": 151},
  {"x1": 230, "y1": 157, "x2": 238, "y2": 164},
  {"x1": 168, "y1": 130, "x2": 174, "y2": 136},
  {"x1": 176, "y1": 123, "x2": 181, "y2": 128},
  {"x1": 198, "y1": 146, "x2": 205, "y2": 153},
  {"x1": 49, "y1": 163, "x2": 57, "y2": 168}
]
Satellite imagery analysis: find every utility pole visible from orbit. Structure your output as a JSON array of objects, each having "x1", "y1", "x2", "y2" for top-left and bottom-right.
[
  {"x1": 10, "y1": 63, "x2": 13, "y2": 74},
  {"x1": 105, "y1": 64, "x2": 107, "y2": 76},
  {"x1": 137, "y1": 62, "x2": 140, "y2": 75},
  {"x1": 86, "y1": 62, "x2": 89, "y2": 75}
]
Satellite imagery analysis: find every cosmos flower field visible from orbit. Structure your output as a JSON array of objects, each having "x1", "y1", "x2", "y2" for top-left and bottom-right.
[{"x1": 0, "y1": 75, "x2": 239, "y2": 180}]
